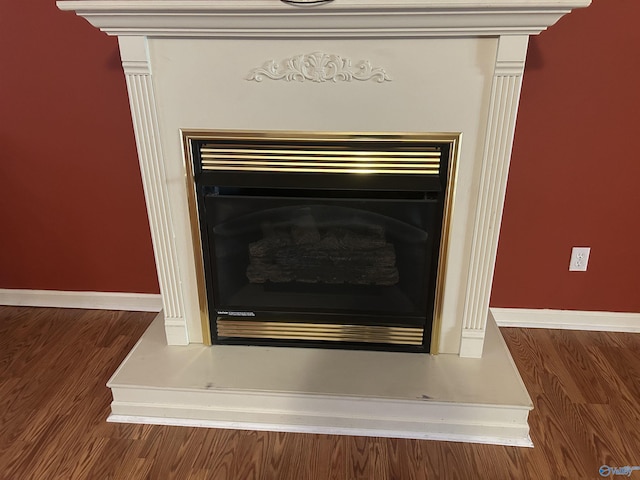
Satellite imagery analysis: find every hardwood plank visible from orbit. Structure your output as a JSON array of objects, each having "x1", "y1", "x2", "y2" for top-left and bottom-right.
[
  {"x1": 1, "y1": 306, "x2": 640, "y2": 480},
  {"x1": 403, "y1": 437, "x2": 430, "y2": 480},
  {"x1": 345, "y1": 435, "x2": 375, "y2": 479},
  {"x1": 145, "y1": 426, "x2": 204, "y2": 479},
  {"x1": 263, "y1": 431, "x2": 308, "y2": 480},
  {"x1": 546, "y1": 329, "x2": 609, "y2": 404},
  {"x1": 229, "y1": 430, "x2": 269, "y2": 480},
  {"x1": 386, "y1": 438, "x2": 413, "y2": 480},
  {"x1": 191, "y1": 427, "x2": 239, "y2": 478},
  {"x1": 307, "y1": 434, "x2": 346, "y2": 480},
  {"x1": 500, "y1": 327, "x2": 551, "y2": 396}
]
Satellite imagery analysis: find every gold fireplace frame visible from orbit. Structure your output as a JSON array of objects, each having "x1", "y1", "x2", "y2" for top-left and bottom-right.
[{"x1": 182, "y1": 130, "x2": 460, "y2": 354}]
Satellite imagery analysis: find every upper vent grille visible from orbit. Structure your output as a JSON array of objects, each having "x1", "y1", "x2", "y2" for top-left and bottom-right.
[{"x1": 198, "y1": 134, "x2": 441, "y2": 175}]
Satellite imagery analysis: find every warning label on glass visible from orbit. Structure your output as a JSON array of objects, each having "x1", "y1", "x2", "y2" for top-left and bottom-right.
[{"x1": 217, "y1": 311, "x2": 256, "y2": 317}]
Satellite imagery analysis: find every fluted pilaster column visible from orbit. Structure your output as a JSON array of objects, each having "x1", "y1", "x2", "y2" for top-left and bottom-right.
[
  {"x1": 459, "y1": 35, "x2": 529, "y2": 357},
  {"x1": 119, "y1": 36, "x2": 188, "y2": 344}
]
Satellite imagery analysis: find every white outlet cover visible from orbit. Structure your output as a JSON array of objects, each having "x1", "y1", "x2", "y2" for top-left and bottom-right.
[{"x1": 569, "y1": 247, "x2": 591, "y2": 271}]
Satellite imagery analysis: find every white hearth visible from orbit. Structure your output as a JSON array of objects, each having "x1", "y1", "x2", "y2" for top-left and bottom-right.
[{"x1": 58, "y1": 0, "x2": 589, "y2": 444}]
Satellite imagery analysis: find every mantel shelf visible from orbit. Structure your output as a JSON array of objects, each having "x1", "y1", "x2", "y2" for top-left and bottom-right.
[{"x1": 57, "y1": 0, "x2": 591, "y2": 38}]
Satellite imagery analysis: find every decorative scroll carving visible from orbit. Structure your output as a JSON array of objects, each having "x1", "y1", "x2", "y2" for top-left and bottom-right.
[{"x1": 246, "y1": 52, "x2": 391, "y2": 83}]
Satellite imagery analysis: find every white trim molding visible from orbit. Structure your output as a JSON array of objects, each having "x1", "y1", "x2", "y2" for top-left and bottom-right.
[
  {"x1": 107, "y1": 413, "x2": 533, "y2": 447},
  {"x1": 0, "y1": 289, "x2": 162, "y2": 312},
  {"x1": 56, "y1": 0, "x2": 590, "y2": 38},
  {"x1": 491, "y1": 307, "x2": 640, "y2": 333}
]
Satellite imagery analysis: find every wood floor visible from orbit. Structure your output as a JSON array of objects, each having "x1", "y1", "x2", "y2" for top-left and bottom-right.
[{"x1": 1, "y1": 307, "x2": 639, "y2": 479}]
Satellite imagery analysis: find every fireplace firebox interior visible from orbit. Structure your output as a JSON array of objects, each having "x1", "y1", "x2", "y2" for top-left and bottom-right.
[{"x1": 186, "y1": 131, "x2": 458, "y2": 353}]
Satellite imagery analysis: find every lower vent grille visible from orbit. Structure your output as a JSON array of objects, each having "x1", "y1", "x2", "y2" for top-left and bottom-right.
[{"x1": 217, "y1": 320, "x2": 424, "y2": 345}]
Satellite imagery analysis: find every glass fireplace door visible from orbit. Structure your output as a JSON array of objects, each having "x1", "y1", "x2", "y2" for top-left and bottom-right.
[
  {"x1": 207, "y1": 188, "x2": 436, "y2": 321},
  {"x1": 186, "y1": 131, "x2": 456, "y2": 353}
]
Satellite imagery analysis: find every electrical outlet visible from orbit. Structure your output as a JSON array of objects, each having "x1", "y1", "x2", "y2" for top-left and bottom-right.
[{"x1": 569, "y1": 247, "x2": 591, "y2": 271}]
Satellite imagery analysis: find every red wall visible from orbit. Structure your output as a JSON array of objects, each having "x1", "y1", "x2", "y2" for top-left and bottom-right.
[
  {"x1": 492, "y1": 0, "x2": 640, "y2": 312},
  {"x1": 1, "y1": 1, "x2": 638, "y2": 311},
  {"x1": 0, "y1": 1, "x2": 158, "y2": 294}
]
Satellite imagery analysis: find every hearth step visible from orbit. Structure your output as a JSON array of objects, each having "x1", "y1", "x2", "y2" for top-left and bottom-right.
[{"x1": 108, "y1": 313, "x2": 533, "y2": 447}]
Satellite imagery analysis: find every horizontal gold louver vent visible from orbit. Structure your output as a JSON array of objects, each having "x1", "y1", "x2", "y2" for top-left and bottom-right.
[
  {"x1": 217, "y1": 320, "x2": 424, "y2": 345},
  {"x1": 199, "y1": 140, "x2": 441, "y2": 175}
]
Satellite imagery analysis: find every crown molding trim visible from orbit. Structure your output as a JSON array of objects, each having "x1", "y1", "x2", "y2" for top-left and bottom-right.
[{"x1": 57, "y1": 0, "x2": 591, "y2": 38}]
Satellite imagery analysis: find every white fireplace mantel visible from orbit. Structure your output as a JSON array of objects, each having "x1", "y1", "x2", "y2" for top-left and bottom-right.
[
  {"x1": 56, "y1": 0, "x2": 589, "y2": 444},
  {"x1": 58, "y1": 0, "x2": 590, "y2": 361}
]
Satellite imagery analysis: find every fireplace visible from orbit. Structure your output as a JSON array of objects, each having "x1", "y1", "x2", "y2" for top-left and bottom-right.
[
  {"x1": 185, "y1": 131, "x2": 458, "y2": 352},
  {"x1": 57, "y1": 0, "x2": 589, "y2": 444}
]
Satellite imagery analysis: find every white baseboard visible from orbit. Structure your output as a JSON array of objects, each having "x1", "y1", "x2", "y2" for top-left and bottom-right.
[
  {"x1": 0, "y1": 289, "x2": 162, "y2": 312},
  {"x1": 491, "y1": 307, "x2": 640, "y2": 333}
]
